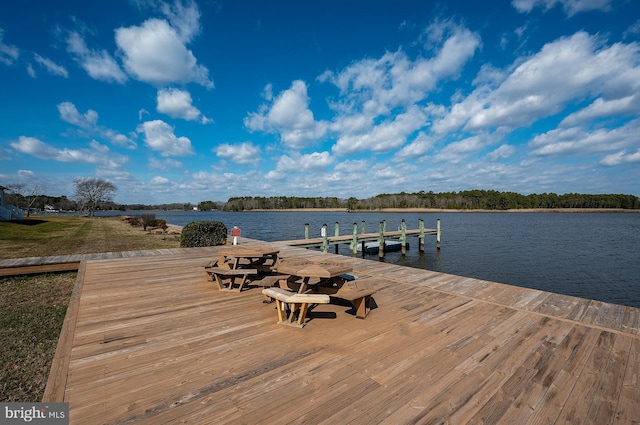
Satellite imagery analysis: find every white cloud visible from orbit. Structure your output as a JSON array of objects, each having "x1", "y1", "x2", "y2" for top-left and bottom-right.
[
  {"x1": 149, "y1": 157, "x2": 183, "y2": 170},
  {"x1": 66, "y1": 31, "x2": 127, "y2": 84},
  {"x1": 318, "y1": 21, "x2": 479, "y2": 157},
  {"x1": 600, "y1": 149, "x2": 640, "y2": 166},
  {"x1": 17, "y1": 170, "x2": 36, "y2": 179},
  {"x1": 434, "y1": 135, "x2": 486, "y2": 163},
  {"x1": 486, "y1": 144, "x2": 516, "y2": 161},
  {"x1": 137, "y1": 119, "x2": 194, "y2": 156},
  {"x1": 512, "y1": 0, "x2": 613, "y2": 16},
  {"x1": 560, "y1": 95, "x2": 640, "y2": 127},
  {"x1": 321, "y1": 21, "x2": 480, "y2": 115},
  {"x1": 33, "y1": 54, "x2": 68, "y2": 78},
  {"x1": 334, "y1": 159, "x2": 370, "y2": 173},
  {"x1": 623, "y1": 19, "x2": 640, "y2": 39},
  {"x1": 58, "y1": 102, "x2": 98, "y2": 128},
  {"x1": 435, "y1": 32, "x2": 640, "y2": 133},
  {"x1": 115, "y1": 18, "x2": 212, "y2": 88},
  {"x1": 215, "y1": 142, "x2": 260, "y2": 164},
  {"x1": 57, "y1": 101, "x2": 137, "y2": 149},
  {"x1": 9, "y1": 136, "x2": 128, "y2": 169},
  {"x1": 393, "y1": 131, "x2": 438, "y2": 162},
  {"x1": 529, "y1": 119, "x2": 640, "y2": 156},
  {"x1": 245, "y1": 80, "x2": 327, "y2": 149},
  {"x1": 332, "y1": 106, "x2": 427, "y2": 155},
  {"x1": 10, "y1": 137, "x2": 59, "y2": 159},
  {"x1": 160, "y1": 0, "x2": 201, "y2": 42},
  {"x1": 102, "y1": 129, "x2": 137, "y2": 149},
  {"x1": 150, "y1": 176, "x2": 170, "y2": 185},
  {"x1": 0, "y1": 28, "x2": 19, "y2": 65},
  {"x1": 157, "y1": 88, "x2": 210, "y2": 123},
  {"x1": 275, "y1": 151, "x2": 333, "y2": 172}
]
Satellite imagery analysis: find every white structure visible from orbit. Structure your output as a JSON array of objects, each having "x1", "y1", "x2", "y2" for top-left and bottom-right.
[{"x1": 0, "y1": 185, "x2": 24, "y2": 221}]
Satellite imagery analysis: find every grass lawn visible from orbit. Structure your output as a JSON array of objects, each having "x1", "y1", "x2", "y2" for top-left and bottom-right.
[
  {"x1": 0, "y1": 272, "x2": 75, "y2": 402},
  {"x1": 0, "y1": 215, "x2": 181, "y2": 259},
  {"x1": 0, "y1": 215, "x2": 182, "y2": 402}
]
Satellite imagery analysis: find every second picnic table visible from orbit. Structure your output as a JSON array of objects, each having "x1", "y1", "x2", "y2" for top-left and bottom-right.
[
  {"x1": 275, "y1": 257, "x2": 353, "y2": 293},
  {"x1": 205, "y1": 245, "x2": 280, "y2": 291}
]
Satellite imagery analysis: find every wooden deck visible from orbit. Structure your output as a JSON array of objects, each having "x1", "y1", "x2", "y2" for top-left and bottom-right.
[{"x1": 43, "y1": 241, "x2": 639, "y2": 424}]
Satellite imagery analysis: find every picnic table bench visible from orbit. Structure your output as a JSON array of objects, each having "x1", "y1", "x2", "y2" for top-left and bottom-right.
[
  {"x1": 262, "y1": 287, "x2": 330, "y2": 328},
  {"x1": 204, "y1": 266, "x2": 258, "y2": 292},
  {"x1": 315, "y1": 276, "x2": 377, "y2": 319}
]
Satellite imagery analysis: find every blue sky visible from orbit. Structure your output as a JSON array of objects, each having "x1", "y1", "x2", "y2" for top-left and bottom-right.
[{"x1": 1, "y1": 0, "x2": 639, "y2": 204}]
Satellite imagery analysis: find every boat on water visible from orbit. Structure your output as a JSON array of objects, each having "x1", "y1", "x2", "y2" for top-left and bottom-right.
[{"x1": 361, "y1": 240, "x2": 409, "y2": 254}]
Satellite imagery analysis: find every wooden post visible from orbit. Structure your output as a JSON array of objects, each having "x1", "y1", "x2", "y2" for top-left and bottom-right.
[
  {"x1": 437, "y1": 218, "x2": 441, "y2": 250},
  {"x1": 401, "y1": 219, "x2": 407, "y2": 255},
  {"x1": 378, "y1": 221, "x2": 385, "y2": 259},
  {"x1": 321, "y1": 223, "x2": 328, "y2": 253},
  {"x1": 334, "y1": 222, "x2": 339, "y2": 254},
  {"x1": 361, "y1": 220, "x2": 366, "y2": 234},
  {"x1": 352, "y1": 222, "x2": 358, "y2": 255},
  {"x1": 305, "y1": 223, "x2": 309, "y2": 239},
  {"x1": 419, "y1": 219, "x2": 425, "y2": 252}
]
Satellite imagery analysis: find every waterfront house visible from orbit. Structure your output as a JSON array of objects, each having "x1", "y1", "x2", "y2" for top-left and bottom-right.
[{"x1": 0, "y1": 185, "x2": 24, "y2": 221}]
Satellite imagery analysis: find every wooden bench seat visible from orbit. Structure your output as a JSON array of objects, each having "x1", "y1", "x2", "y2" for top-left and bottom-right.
[
  {"x1": 204, "y1": 267, "x2": 258, "y2": 292},
  {"x1": 262, "y1": 287, "x2": 330, "y2": 328},
  {"x1": 316, "y1": 276, "x2": 377, "y2": 319},
  {"x1": 253, "y1": 274, "x2": 291, "y2": 302},
  {"x1": 252, "y1": 274, "x2": 291, "y2": 288}
]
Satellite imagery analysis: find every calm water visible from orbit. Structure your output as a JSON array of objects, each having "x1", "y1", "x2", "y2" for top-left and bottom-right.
[{"x1": 101, "y1": 210, "x2": 640, "y2": 308}]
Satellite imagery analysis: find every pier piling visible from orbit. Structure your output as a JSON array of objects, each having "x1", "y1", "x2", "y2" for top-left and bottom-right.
[
  {"x1": 286, "y1": 219, "x2": 440, "y2": 256},
  {"x1": 401, "y1": 219, "x2": 407, "y2": 255},
  {"x1": 352, "y1": 223, "x2": 358, "y2": 255},
  {"x1": 378, "y1": 221, "x2": 385, "y2": 259},
  {"x1": 321, "y1": 223, "x2": 328, "y2": 252}
]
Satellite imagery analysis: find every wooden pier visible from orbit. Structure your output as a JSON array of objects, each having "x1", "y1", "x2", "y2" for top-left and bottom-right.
[
  {"x1": 39, "y1": 239, "x2": 639, "y2": 424},
  {"x1": 279, "y1": 218, "x2": 441, "y2": 257}
]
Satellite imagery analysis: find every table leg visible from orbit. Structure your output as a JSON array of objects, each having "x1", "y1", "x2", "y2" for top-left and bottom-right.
[
  {"x1": 297, "y1": 303, "x2": 309, "y2": 326},
  {"x1": 298, "y1": 277, "x2": 311, "y2": 293}
]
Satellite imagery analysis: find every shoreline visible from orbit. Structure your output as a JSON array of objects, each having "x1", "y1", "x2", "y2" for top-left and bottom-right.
[{"x1": 246, "y1": 208, "x2": 640, "y2": 213}]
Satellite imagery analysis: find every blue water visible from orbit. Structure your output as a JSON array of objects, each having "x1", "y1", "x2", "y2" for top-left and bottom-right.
[{"x1": 100, "y1": 210, "x2": 640, "y2": 308}]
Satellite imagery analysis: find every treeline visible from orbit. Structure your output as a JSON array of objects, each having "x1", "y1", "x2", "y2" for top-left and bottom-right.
[
  {"x1": 4, "y1": 194, "x2": 77, "y2": 212},
  {"x1": 5, "y1": 192, "x2": 197, "y2": 213},
  {"x1": 220, "y1": 191, "x2": 640, "y2": 211},
  {"x1": 222, "y1": 196, "x2": 343, "y2": 211},
  {"x1": 8, "y1": 189, "x2": 639, "y2": 213},
  {"x1": 118, "y1": 203, "x2": 196, "y2": 211}
]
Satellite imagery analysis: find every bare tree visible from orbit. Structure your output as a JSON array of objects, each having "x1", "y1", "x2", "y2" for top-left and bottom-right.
[
  {"x1": 6, "y1": 183, "x2": 41, "y2": 217},
  {"x1": 73, "y1": 178, "x2": 117, "y2": 217}
]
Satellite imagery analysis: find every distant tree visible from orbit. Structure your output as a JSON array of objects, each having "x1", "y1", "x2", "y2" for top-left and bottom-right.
[
  {"x1": 73, "y1": 178, "x2": 117, "y2": 217},
  {"x1": 198, "y1": 200, "x2": 218, "y2": 211},
  {"x1": 6, "y1": 183, "x2": 41, "y2": 217}
]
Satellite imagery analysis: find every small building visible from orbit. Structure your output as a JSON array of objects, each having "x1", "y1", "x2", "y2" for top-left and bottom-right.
[{"x1": 0, "y1": 185, "x2": 24, "y2": 221}]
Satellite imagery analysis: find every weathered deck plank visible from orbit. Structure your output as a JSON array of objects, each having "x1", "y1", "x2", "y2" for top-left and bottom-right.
[{"x1": 42, "y1": 242, "x2": 640, "y2": 424}]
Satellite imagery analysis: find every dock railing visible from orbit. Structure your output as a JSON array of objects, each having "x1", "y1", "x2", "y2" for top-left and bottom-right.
[{"x1": 286, "y1": 218, "x2": 440, "y2": 258}]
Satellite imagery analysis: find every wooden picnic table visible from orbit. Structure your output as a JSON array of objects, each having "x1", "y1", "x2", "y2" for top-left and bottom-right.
[
  {"x1": 204, "y1": 245, "x2": 280, "y2": 291},
  {"x1": 276, "y1": 256, "x2": 377, "y2": 319},
  {"x1": 275, "y1": 257, "x2": 353, "y2": 294},
  {"x1": 216, "y1": 245, "x2": 280, "y2": 271}
]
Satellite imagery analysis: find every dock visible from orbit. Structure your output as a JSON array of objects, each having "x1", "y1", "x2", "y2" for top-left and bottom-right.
[
  {"x1": 38, "y1": 239, "x2": 639, "y2": 424},
  {"x1": 280, "y1": 218, "x2": 441, "y2": 257}
]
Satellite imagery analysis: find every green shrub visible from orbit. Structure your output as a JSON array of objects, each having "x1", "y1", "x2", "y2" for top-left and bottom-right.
[
  {"x1": 140, "y1": 214, "x2": 156, "y2": 230},
  {"x1": 180, "y1": 221, "x2": 227, "y2": 247},
  {"x1": 146, "y1": 219, "x2": 167, "y2": 230}
]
